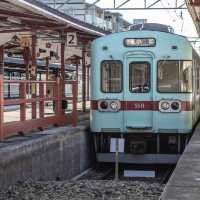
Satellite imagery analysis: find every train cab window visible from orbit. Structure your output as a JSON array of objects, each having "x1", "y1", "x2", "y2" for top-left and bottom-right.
[
  {"x1": 101, "y1": 60, "x2": 122, "y2": 93},
  {"x1": 129, "y1": 62, "x2": 150, "y2": 93},
  {"x1": 158, "y1": 60, "x2": 192, "y2": 93}
]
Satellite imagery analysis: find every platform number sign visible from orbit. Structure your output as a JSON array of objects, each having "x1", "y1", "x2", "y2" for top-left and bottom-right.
[{"x1": 67, "y1": 32, "x2": 77, "y2": 46}]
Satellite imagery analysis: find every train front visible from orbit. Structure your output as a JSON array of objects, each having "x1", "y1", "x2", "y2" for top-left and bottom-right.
[{"x1": 90, "y1": 28, "x2": 195, "y2": 164}]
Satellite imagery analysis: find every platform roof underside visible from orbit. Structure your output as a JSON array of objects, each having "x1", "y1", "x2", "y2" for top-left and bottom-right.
[
  {"x1": 0, "y1": 0, "x2": 107, "y2": 37},
  {"x1": 186, "y1": 0, "x2": 200, "y2": 37}
]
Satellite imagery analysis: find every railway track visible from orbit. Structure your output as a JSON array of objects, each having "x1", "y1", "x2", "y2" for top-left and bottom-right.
[
  {"x1": 78, "y1": 166, "x2": 114, "y2": 180},
  {"x1": 77, "y1": 164, "x2": 175, "y2": 183}
]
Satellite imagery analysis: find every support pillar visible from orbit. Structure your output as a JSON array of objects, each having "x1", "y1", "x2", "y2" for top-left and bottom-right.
[
  {"x1": 22, "y1": 47, "x2": 30, "y2": 81},
  {"x1": 82, "y1": 46, "x2": 86, "y2": 112},
  {"x1": 45, "y1": 57, "x2": 49, "y2": 114},
  {"x1": 61, "y1": 42, "x2": 65, "y2": 114},
  {"x1": 76, "y1": 63, "x2": 79, "y2": 83},
  {"x1": 46, "y1": 57, "x2": 49, "y2": 81},
  {"x1": 20, "y1": 82, "x2": 26, "y2": 122},
  {"x1": 86, "y1": 65, "x2": 90, "y2": 101},
  {"x1": 22, "y1": 47, "x2": 30, "y2": 95},
  {"x1": 31, "y1": 34, "x2": 37, "y2": 119},
  {"x1": 0, "y1": 46, "x2": 4, "y2": 140}
]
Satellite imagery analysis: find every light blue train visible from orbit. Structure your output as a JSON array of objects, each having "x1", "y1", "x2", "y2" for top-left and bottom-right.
[{"x1": 90, "y1": 23, "x2": 200, "y2": 164}]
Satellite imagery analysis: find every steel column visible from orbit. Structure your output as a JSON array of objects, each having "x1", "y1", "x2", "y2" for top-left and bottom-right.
[
  {"x1": 72, "y1": 82, "x2": 78, "y2": 127},
  {"x1": 46, "y1": 57, "x2": 49, "y2": 81},
  {"x1": 76, "y1": 63, "x2": 79, "y2": 83},
  {"x1": 22, "y1": 47, "x2": 30, "y2": 95},
  {"x1": 61, "y1": 42, "x2": 65, "y2": 114},
  {"x1": 8, "y1": 73, "x2": 11, "y2": 98},
  {"x1": 86, "y1": 65, "x2": 90, "y2": 101},
  {"x1": 20, "y1": 82, "x2": 26, "y2": 121},
  {"x1": 31, "y1": 34, "x2": 37, "y2": 119},
  {"x1": 54, "y1": 77, "x2": 62, "y2": 116},
  {"x1": 39, "y1": 83, "x2": 44, "y2": 118},
  {"x1": 82, "y1": 46, "x2": 86, "y2": 112},
  {"x1": 76, "y1": 63, "x2": 79, "y2": 102},
  {"x1": 0, "y1": 46, "x2": 4, "y2": 141},
  {"x1": 22, "y1": 47, "x2": 30, "y2": 81}
]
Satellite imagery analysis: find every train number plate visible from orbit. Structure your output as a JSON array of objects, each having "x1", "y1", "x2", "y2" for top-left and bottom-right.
[{"x1": 133, "y1": 103, "x2": 145, "y2": 109}]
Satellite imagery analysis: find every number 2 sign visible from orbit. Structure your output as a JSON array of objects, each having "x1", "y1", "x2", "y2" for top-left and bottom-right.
[{"x1": 66, "y1": 32, "x2": 77, "y2": 46}]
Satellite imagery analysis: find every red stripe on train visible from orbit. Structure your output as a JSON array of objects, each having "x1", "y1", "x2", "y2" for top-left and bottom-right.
[
  {"x1": 181, "y1": 101, "x2": 193, "y2": 111},
  {"x1": 91, "y1": 100, "x2": 98, "y2": 110},
  {"x1": 121, "y1": 101, "x2": 159, "y2": 110},
  {"x1": 91, "y1": 100, "x2": 192, "y2": 111}
]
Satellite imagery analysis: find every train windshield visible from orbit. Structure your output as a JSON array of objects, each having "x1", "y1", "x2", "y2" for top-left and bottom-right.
[
  {"x1": 158, "y1": 60, "x2": 192, "y2": 93},
  {"x1": 129, "y1": 62, "x2": 150, "y2": 93},
  {"x1": 101, "y1": 60, "x2": 122, "y2": 93}
]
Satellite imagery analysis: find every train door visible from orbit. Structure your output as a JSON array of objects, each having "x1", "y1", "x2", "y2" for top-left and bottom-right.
[{"x1": 124, "y1": 55, "x2": 153, "y2": 131}]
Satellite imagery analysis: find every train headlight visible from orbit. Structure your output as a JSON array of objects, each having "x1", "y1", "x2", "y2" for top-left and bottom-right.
[
  {"x1": 171, "y1": 102, "x2": 180, "y2": 110},
  {"x1": 160, "y1": 102, "x2": 170, "y2": 110},
  {"x1": 100, "y1": 101, "x2": 108, "y2": 109},
  {"x1": 159, "y1": 100, "x2": 181, "y2": 113},
  {"x1": 110, "y1": 101, "x2": 120, "y2": 111},
  {"x1": 98, "y1": 100, "x2": 121, "y2": 112}
]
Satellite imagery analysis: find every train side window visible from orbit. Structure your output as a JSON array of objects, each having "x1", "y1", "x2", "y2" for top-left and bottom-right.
[
  {"x1": 101, "y1": 60, "x2": 122, "y2": 93},
  {"x1": 129, "y1": 62, "x2": 150, "y2": 93}
]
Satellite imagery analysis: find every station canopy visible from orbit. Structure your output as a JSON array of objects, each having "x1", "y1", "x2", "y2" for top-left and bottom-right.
[
  {"x1": 186, "y1": 0, "x2": 200, "y2": 36},
  {"x1": 0, "y1": 0, "x2": 108, "y2": 46}
]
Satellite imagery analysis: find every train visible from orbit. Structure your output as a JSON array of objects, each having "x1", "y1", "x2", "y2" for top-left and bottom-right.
[{"x1": 90, "y1": 23, "x2": 200, "y2": 164}]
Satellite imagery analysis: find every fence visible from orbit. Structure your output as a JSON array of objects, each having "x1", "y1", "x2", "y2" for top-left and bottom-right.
[{"x1": 0, "y1": 78, "x2": 78, "y2": 140}]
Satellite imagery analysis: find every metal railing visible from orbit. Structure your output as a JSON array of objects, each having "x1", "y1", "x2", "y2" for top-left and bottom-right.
[{"x1": 0, "y1": 78, "x2": 78, "y2": 140}]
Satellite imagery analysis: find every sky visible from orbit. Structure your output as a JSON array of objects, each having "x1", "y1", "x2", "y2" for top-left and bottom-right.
[{"x1": 86, "y1": 0, "x2": 198, "y2": 38}]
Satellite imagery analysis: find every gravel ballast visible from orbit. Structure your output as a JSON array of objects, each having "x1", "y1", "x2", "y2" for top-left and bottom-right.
[{"x1": 0, "y1": 180, "x2": 164, "y2": 200}]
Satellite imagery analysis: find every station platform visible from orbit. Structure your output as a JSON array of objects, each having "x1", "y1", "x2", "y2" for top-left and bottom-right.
[
  {"x1": 161, "y1": 122, "x2": 200, "y2": 199},
  {"x1": 0, "y1": 115, "x2": 92, "y2": 190}
]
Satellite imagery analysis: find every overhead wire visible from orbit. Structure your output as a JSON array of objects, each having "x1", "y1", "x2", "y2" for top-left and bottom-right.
[
  {"x1": 160, "y1": 0, "x2": 176, "y2": 23},
  {"x1": 171, "y1": 0, "x2": 185, "y2": 32},
  {"x1": 161, "y1": 0, "x2": 185, "y2": 33}
]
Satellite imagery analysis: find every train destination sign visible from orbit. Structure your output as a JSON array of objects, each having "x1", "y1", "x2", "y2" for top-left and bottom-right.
[{"x1": 124, "y1": 38, "x2": 156, "y2": 47}]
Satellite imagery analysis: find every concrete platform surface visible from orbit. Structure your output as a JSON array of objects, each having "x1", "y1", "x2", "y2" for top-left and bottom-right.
[
  {"x1": 0, "y1": 121, "x2": 93, "y2": 190},
  {"x1": 161, "y1": 123, "x2": 200, "y2": 200}
]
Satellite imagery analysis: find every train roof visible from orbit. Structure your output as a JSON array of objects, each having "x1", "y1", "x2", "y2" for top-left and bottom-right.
[
  {"x1": 129, "y1": 23, "x2": 174, "y2": 33},
  {"x1": 93, "y1": 29, "x2": 188, "y2": 44}
]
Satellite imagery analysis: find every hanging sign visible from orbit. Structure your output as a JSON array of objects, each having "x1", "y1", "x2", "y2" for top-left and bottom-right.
[
  {"x1": 20, "y1": 36, "x2": 32, "y2": 47},
  {"x1": 66, "y1": 32, "x2": 77, "y2": 46}
]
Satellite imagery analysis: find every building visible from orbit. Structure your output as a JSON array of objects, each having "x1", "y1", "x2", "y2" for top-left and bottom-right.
[
  {"x1": 133, "y1": 19, "x2": 147, "y2": 25},
  {"x1": 39, "y1": 0, "x2": 130, "y2": 32}
]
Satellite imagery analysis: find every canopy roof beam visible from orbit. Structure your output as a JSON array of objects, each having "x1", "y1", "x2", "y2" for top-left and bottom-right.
[
  {"x1": 69, "y1": 0, "x2": 187, "y2": 10},
  {"x1": 116, "y1": 0, "x2": 131, "y2": 8},
  {"x1": 147, "y1": 0, "x2": 161, "y2": 8}
]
